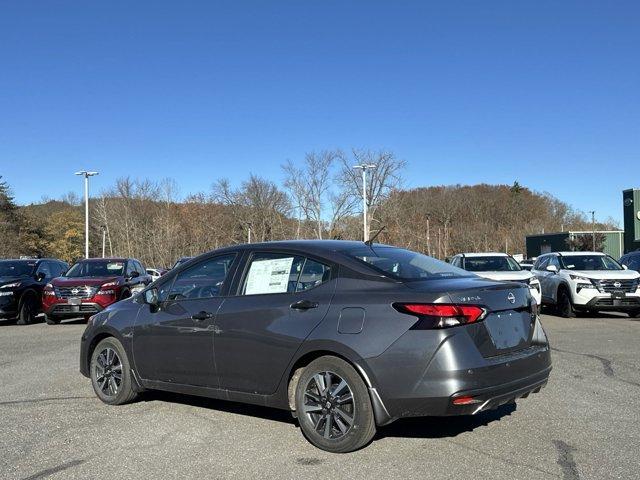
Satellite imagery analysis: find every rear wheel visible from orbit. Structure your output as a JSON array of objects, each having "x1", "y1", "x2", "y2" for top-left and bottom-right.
[
  {"x1": 90, "y1": 337, "x2": 138, "y2": 405},
  {"x1": 557, "y1": 288, "x2": 575, "y2": 318},
  {"x1": 16, "y1": 295, "x2": 37, "y2": 325},
  {"x1": 44, "y1": 314, "x2": 61, "y2": 325},
  {"x1": 295, "y1": 356, "x2": 376, "y2": 453}
]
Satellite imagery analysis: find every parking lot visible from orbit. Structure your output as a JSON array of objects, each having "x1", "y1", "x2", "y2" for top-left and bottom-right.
[{"x1": 1, "y1": 314, "x2": 638, "y2": 480}]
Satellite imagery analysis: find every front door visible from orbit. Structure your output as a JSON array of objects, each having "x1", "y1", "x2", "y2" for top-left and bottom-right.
[
  {"x1": 132, "y1": 253, "x2": 239, "y2": 387},
  {"x1": 214, "y1": 252, "x2": 335, "y2": 395}
]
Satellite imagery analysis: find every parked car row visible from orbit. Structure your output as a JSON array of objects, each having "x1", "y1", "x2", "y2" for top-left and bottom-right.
[
  {"x1": 448, "y1": 250, "x2": 640, "y2": 318},
  {"x1": 0, "y1": 257, "x2": 157, "y2": 325}
]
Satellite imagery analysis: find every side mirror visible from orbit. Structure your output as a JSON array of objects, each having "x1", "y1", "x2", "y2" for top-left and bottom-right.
[
  {"x1": 35, "y1": 272, "x2": 46, "y2": 281},
  {"x1": 622, "y1": 264, "x2": 628, "y2": 270},
  {"x1": 144, "y1": 288, "x2": 159, "y2": 309},
  {"x1": 546, "y1": 265, "x2": 558, "y2": 273},
  {"x1": 129, "y1": 271, "x2": 140, "y2": 279}
]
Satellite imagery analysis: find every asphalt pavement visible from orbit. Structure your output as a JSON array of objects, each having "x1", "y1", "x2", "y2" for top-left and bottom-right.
[{"x1": 1, "y1": 313, "x2": 639, "y2": 480}]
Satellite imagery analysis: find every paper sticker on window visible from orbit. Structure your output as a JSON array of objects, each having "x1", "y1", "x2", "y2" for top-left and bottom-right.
[
  {"x1": 107, "y1": 263, "x2": 124, "y2": 270},
  {"x1": 245, "y1": 257, "x2": 295, "y2": 295}
]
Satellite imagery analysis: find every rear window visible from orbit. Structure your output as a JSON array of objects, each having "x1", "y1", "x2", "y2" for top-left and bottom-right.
[{"x1": 343, "y1": 246, "x2": 472, "y2": 281}]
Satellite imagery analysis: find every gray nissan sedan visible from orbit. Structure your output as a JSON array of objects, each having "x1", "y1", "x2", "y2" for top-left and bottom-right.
[{"x1": 80, "y1": 241, "x2": 551, "y2": 453}]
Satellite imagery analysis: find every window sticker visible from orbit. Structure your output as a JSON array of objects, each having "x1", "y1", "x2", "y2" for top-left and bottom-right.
[
  {"x1": 107, "y1": 262, "x2": 124, "y2": 270},
  {"x1": 245, "y1": 257, "x2": 295, "y2": 295}
]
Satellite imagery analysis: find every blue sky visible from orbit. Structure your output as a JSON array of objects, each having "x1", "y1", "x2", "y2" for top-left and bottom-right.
[{"x1": 1, "y1": 1, "x2": 638, "y2": 224}]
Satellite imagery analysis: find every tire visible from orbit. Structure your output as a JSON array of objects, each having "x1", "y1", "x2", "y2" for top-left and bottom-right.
[
  {"x1": 557, "y1": 288, "x2": 575, "y2": 318},
  {"x1": 16, "y1": 294, "x2": 38, "y2": 325},
  {"x1": 294, "y1": 356, "x2": 376, "y2": 453},
  {"x1": 90, "y1": 337, "x2": 139, "y2": 405},
  {"x1": 44, "y1": 314, "x2": 61, "y2": 325}
]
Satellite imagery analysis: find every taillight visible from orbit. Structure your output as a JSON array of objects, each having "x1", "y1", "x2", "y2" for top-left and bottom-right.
[{"x1": 393, "y1": 303, "x2": 487, "y2": 329}]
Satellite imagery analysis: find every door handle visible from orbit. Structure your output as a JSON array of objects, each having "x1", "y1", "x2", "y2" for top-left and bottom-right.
[
  {"x1": 191, "y1": 311, "x2": 215, "y2": 321},
  {"x1": 290, "y1": 300, "x2": 319, "y2": 311}
]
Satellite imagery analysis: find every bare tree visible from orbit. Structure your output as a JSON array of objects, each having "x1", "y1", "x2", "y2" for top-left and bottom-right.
[{"x1": 337, "y1": 149, "x2": 406, "y2": 239}]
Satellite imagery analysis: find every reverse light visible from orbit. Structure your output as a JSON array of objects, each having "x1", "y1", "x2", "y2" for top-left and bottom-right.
[{"x1": 393, "y1": 303, "x2": 487, "y2": 329}]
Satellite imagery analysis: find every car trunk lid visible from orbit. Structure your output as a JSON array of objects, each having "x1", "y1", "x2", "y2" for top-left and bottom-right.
[{"x1": 405, "y1": 276, "x2": 536, "y2": 357}]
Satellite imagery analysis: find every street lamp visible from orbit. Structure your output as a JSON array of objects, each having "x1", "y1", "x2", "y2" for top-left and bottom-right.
[
  {"x1": 75, "y1": 170, "x2": 99, "y2": 258},
  {"x1": 353, "y1": 163, "x2": 377, "y2": 241},
  {"x1": 589, "y1": 210, "x2": 596, "y2": 251}
]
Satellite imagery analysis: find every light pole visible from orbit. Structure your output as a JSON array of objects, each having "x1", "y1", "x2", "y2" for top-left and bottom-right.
[
  {"x1": 589, "y1": 210, "x2": 596, "y2": 251},
  {"x1": 353, "y1": 163, "x2": 377, "y2": 241},
  {"x1": 75, "y1": 170, "x2": 99, "y2": 258}
]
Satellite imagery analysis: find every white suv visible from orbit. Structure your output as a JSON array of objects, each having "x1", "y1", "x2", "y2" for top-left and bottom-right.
[
  {"x1": 450, "y1": 253, "x2": 542, "y2": 304},
  {"x1": 531, "y1": 251, "x2": 640, "y2": 318}
]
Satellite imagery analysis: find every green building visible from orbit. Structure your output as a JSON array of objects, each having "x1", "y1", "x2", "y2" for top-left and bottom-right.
[
  {"x1": 622, "y1": 188, "x2": 640, "y2": 253},
  {"x1": 526, "y1": 188, "x2": 640, "y2": 259},
  {"x1": 526, "y1": 231, "x2": 624, "y2": 259}
]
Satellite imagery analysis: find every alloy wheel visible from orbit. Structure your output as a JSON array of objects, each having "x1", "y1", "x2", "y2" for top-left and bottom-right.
[
  {"x1": 303, "y1": 371, "x2": 355, "y2": 440},
  {"x1": 94, "y1": 347, "x2": 123, "y2": 397}
]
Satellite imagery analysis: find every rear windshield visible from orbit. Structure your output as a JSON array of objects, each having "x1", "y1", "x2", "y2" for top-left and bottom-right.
[
  {"x1": 343, "y1": 246, "x2": 472, "y2": 281},
  {"x1": 0, "y1": 261, "x2": 36, "y2": 277},
  {"x1": 560, "y1": 255, "x2": 623, "y2": 271},
  {"x1": 66, "y1": 260, "x2": 125, "y2": 277},
  {"x1": 464, "y1": 256, "x2": 521, "y2": 272}
]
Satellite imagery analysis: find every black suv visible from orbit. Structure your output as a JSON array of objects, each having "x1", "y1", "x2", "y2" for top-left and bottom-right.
[
  {"x1": 620, "y1": 251, "x2": 640, "y2": 273},
  {"x1": 0, "y1": 258, "x2": 68, "y2": 324}
]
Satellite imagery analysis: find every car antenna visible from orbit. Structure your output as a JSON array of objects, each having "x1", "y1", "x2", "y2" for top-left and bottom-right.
[{"x1": 365, "y1": 226, "x2": 386, "y2": 247}]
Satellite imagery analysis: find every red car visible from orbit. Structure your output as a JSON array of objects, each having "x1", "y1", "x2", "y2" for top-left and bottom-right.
[{"x1": 43, "y1": 258, "x2": 151, "y2": 325}]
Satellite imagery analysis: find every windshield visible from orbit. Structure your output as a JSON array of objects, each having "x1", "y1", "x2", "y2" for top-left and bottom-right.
[
  {"x1": 0, "y1": 261, "x2": 36, "y2": 278},
  {"x1": 464, "y1": 256, "x2": 521, "y2": 272},
  {"x1": 343, "y1": 246, "x2": 472, "y2": 281},
  {"x1": 66, "y1": 260, "x2": 125, "y2": 277},
  {"x1": 560, "y1": 255, "x2": 623, "y2": 271}
]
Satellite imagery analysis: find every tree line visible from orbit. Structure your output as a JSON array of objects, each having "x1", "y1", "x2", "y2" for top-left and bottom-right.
[{"x1": 1, "y1": 152, "x2": 617, "y2": 267}]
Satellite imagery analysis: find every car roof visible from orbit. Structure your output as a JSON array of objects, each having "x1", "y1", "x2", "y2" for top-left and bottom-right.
[
  {"x1": 79, "y1": 257, "x2": 129, "y2": 262},
  {"x1": 457, "y1": 252, "x2": 509, "y2": 257},
  {"x1": 546, "y1": 251, "x2": 606, "y2": 257}
]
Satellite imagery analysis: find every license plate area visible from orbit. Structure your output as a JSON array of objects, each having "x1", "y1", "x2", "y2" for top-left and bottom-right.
[
  {"x1": 612, "y1": 291, "x2": 625, "y2": 300},
  {"x1": 484, "y1": 311, "x2": 530, "y2": 351},
  {"x1": 69, "y1": 297, "x2": 82, "y2": 306}
]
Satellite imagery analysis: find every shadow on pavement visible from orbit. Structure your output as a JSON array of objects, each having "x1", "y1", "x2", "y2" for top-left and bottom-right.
[
  {"x1": 377, "y1": 402, "x2": 517, "y2": 439},
  {"x1": 142, "y1": 390, "x2": 297, "y2": 425}
]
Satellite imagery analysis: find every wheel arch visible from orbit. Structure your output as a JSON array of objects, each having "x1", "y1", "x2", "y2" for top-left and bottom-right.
[{"x1": 284, "y1": 344, "x2": 392, "y2": 426}]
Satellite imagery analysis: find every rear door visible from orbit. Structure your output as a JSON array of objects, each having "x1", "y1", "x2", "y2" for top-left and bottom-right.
[
  {"x1": 213, "y1": 251, "x2": 335, "y2": 395},
  {"x1": 132, "y1": 253, "x2": 239, "y2": 387}
]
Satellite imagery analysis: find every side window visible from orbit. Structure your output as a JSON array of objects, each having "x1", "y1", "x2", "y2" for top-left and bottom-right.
[
  {"x1": 125, "y1": 261, "x2": 136, "y2": 276},
  {"x1": 166, "y1": 254, "x2": 236, "y2": 301},
  {"x1": 51, "y1": 262, "x2": 65, "y2": 277},
  {"x1": 548, "y1": 256, "x2": 561, "y2": 269},
  {"x1": 296, "y1": 258, "x2": 331, "y2": 292},
  {"x1": 242, "y1": 253, "x2": 305, "y2": 295},
  {"x1": 535, "y1": 256, "x2": 549, "y2": 270},
  {"x1": 452, "y1": 257, "x2": 461, "y2": 268},
  {"x1": 36, "y1": 261, "x2": 52, "y2": 278},
  {"x1": 135, "y1": 261, "x2": 145, "y2": 275}
]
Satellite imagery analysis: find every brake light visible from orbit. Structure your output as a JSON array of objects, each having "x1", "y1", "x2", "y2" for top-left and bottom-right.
[{"x1": 393, "y1": 303, "x2": 486, "y2": 329}]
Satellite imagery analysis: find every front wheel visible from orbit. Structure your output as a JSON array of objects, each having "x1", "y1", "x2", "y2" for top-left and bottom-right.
[
  {"x1": 16, "y1": 296, "x2": 37, "y2": 325},
  {"x1": 557, "y1": 289, "x2": 575, "y2": 318},
  {"x1": 295, "y1": 356, "x2": 376, "y2": 453},
  {"x1": 90, "y1": 337, "x2": 139, "y2": 405}
]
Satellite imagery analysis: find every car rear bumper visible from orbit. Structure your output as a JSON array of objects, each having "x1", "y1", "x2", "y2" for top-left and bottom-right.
[{"x1": 362, "y1": 318, "x2": 552, "y2": 422}]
